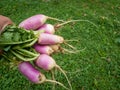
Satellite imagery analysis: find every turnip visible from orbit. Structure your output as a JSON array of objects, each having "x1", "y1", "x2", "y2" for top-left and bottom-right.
[
  {"x1": 37, "y1": 24, "x2": 55, "y2": 34},
  {"x1": 33, "y1": 44, "x2": 54, "y2": 55},
  {"x1": 18, "y1": 61, "x2": 69, "y2": 90},
  {"x1": 35, "y1": 54, "x2": 72, "y2": 90},
  {"x1": 38, "y1": 33, "x2": 64, "y2": 45},
  {"x1": 19, "y1": 14, "x2": 64, "y2": 30},
  {"x1": 49, "y1": 44, "x2": 60, "y2": 53}
]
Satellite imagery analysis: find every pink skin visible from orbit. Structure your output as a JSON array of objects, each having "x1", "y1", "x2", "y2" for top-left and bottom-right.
[
  {"x1": 34, "y1": 44, "x2": 54, "y2": 55},
  {"x1": 38, "y1": 33, "x2": 64, "y2": 45},
  {"x1": 37, "y1": 24, "x2": 55, "y2": 34},
  {"x1": 19, "y1": 14, "x2": 47, "y2": 30},
  {"x1": 35, "y1": 54, "x2": 72, "y2": 90},
  {"x1": 35, "y1": 54, "x2": 56, "y2": 70},
  {"x1": 18, "y1": 61, "x2": 69, "y2": 89},
  {"x1": 18, "y1": 62, "x2": 40, "y2": 83}
]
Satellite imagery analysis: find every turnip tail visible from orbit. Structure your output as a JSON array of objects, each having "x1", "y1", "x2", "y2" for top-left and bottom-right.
[
  {"x1": 51, "y1": 70, "x2": 56, "y2": 90},
  {"x1": 47, "y1": 16, "x2": 65, "y2": 22},
  {"x1": 39, "y1": 73, "x2": 69, "y2": 90},
  {"x1": 65, "y1": 39, "x2": 80, "y2": 42},
  {"x1": 55, "y1": 65, "x2": 72, "y2": 90},
  {"x1": 63, "y1": 42, "x2": 77, "y2": 50},
  {"x1": 61, "y1": 39, "x2": 80, "y2": 50},
  {"x1": 61, "y1": 42, "x2": 86, "y2": 54},
  {"x1": 60, "y1": 39, "x2": 86, "y2": 54},
  {"x1": 65, "y1": 64, "x2": 91, "y2": 74},
  {"x1": 45, "y1": 80, "x2": 69, "y2": 90},
  {"x1": 54, "y1": 19, "x2": 98, "y2": 29},
  {"x1": 59, "y1": 47, "x2": 80, "y2": 54}
]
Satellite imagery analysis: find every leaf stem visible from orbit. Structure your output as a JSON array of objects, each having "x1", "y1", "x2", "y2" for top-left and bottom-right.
[
  {"x1": 10, "y1": 50, "x2": 38, "y2": 61},
  {"x1": 17, "y1": 48, "x2": 39, "y2": 57}
]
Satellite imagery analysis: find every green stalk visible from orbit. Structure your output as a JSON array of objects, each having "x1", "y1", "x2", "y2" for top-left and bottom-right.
[
  {"x1": 0, "y1": 38, "x2": 35, "y2": 45},
  {"x1": 2, "y1": 53, "x2": 12, "y2": 61},
  {"x1": 15, "y1": 50, "x2": 34, "y2": 57},
  {"x1": 17, "y1": 48, "x2": 39, "y2": 57},
  {"x1": 10, "y1": 50, "x2": 39, "y2": 61},
  {"x1": 21, "y1": 38, "x2": 38, "y2": 48}
]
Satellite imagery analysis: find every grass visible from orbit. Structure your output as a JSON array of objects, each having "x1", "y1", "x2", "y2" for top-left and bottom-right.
[{"x1": 0, "y1": 0, "x2": 120, "y2": 90}]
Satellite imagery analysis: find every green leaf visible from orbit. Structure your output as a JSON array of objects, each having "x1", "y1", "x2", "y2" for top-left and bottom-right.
[
  {"x1": 13, "y1": 32, "x2": 20, "y2": 42},
  {"x1": 0, "y1": 25, "x2": 39, "y2": 50},
  {"x1": 0, "y1": 25, "x2": 41, "y2": 62},
  {"x1": 0, "y1": 31, "x2": 12, "y2": 43}
]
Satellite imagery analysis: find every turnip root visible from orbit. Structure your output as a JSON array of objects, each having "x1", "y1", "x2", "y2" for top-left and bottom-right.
[
  {"x1": 18, "y1": 61, "x2": 69, "y2": 90},
  {"x1": 37, "y1": 24, "x2": 55, "y2": 34},
  {"x1": 19, "y1": 14, "x2": 64, "y2": 30},
  {"x1": 49, "y1": 44, "x2": 60, "y2": 53},
  {"x1": 38, "y1": 33, "x2": 64, "y2": 45},
  {"x1": 18, "y1": 61, "x2": 40, "y2": 83},
  {"x1": 35, "y1": 54, "x2": 72, "y2": 90},
  {"x1": 49, "y1": 44, "x2": 80, "y2": 54},
  {"x1": 37, "y1": 33, "x2": 78, "y2": 52},
  {"x1": 34, "y1": 44, "x2": 54, "y2": 55}
]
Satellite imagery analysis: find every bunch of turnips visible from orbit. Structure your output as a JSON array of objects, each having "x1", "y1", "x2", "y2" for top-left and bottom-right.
[
  {"x1": 0, "y1": 14, "x2": 97, "y2": 90},
  {"x1": 0, "y1": 14, "x2": 78, "y2": 90}
]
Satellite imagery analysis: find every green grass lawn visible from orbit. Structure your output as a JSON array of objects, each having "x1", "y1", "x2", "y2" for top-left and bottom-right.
[{"x1": 0, "y1": 0, "x2": 120, "y2": 90}]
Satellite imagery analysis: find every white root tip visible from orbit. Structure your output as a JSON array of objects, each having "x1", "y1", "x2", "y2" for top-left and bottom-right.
[{"x1": 56, "y1": 65, "x2": 73, "y2": 90}]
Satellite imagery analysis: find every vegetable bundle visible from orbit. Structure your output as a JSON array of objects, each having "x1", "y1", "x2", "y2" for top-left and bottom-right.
[
  {"x1": 0, "y1": 14, "x2": 78, "y2": 90},
  {"x1": 0, "y1": 14, "x2": 96, "y2": 90}
]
